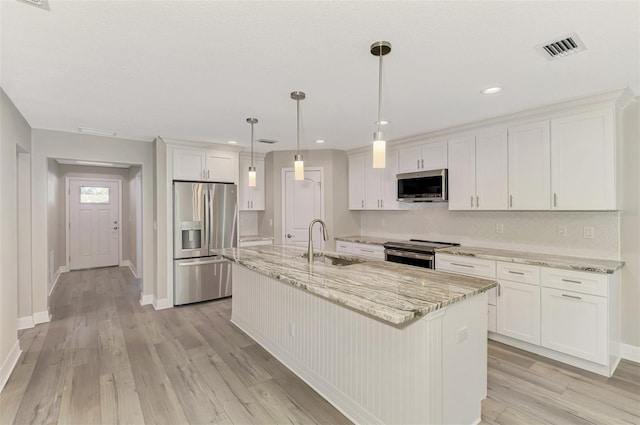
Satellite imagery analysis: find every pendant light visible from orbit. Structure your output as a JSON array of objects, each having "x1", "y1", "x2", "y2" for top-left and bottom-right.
[
  {"x1": 246, "y1": 117, "x2": 258, "y2": 187},
  {"x1": 371, "y1": 41, "x2": 391, "y2": 169},
  {"x1": 291, "y1": 90, "x2": 306, "y2": 180}
]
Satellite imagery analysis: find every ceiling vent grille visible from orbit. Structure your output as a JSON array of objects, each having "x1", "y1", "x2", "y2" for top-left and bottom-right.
[
  {"x1": 257, "y1": 139, "x2": 278, "y2": 144},
  {"x1": 537, "y1": 33, "x2": 586, "y2": 60}
]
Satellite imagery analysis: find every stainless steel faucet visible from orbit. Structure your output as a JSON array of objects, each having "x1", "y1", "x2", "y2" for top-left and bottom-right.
[{"x1": 307, "y1": 219, "x2": 329, "y2": 262}]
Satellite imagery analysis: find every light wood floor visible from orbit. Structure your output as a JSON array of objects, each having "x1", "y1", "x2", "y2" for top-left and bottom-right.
[{"x1": 1, "y1": 267, "x2": 638, "y2": 425}]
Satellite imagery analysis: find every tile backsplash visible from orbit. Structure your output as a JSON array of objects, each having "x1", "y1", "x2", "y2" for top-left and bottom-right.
[{"x1": 360, "y1": 203, "x2": 619, "y2": 260}]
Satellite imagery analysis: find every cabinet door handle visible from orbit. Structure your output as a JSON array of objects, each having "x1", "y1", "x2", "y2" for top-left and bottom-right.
[
  {"x1": 251, "y1": 201, "x2": 253, "y2": 208},
  {"x1": 476, "y1": 196, "x2": 480, "y2": 208},
  {"x1": 247, "y1": 201, "x2": 250, "y2": 208},
  {"x1": 562, "y1": 293, "x2": 582, "y2": 300},
  {"x1": 497, "y1": 283, "x2": 501, "y2": 297},
  {"x1": 417, "y1": 159, "x2": 420, "y2": 169},
  {"x1": 508, "y1": 270, "x2": 525, "y2": 275},
  {"x1": 561, "y1": 278, "x2": 582, "y2": 284},
  {"x1": 381, "y1": 199, "x2": 384, "y2": 208},
  {"x1": 451, "y1": 262, "x2": 474, "y2": 268},
  {"x1": 470, "y1": 196, "x2": 474, "y2": 207},
  {"x1": 509, "y1": 195, "x2": 513, "y2": 208},
  {"x1": 360, "y1": 249, "x2": 374, "y2": 253},
  {"x1": 421, "y1": 159, "x2": 424, "y2": 169},
  {"x1": 554, "y1": 193, "x2": 558, "y2": 207}
]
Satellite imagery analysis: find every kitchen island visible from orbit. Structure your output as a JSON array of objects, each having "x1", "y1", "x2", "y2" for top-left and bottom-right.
[{"x1": 217, "y1": 245, "x2": 497, "y2": 425}]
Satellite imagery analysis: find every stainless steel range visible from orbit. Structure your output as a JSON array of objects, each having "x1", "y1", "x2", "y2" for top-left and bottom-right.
[{"x1": 383, "y1": 239, "x2": 460, "y2": 269}]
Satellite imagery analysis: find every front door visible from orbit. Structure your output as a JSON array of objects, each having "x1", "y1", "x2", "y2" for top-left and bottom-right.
[
  {"x1": 69, "y1": 179, "x2": 120, "y2": 270},
  {"x1": 282, "y1": 168, "x2": 323, "y2": 248}
]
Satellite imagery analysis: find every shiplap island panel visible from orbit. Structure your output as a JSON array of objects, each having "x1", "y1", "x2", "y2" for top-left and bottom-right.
[{"x1": 217, "y1": 245, "x2": 496, "y2": 424}]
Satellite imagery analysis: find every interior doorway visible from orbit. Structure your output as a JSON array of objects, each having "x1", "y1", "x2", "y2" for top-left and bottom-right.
[
  {"x1": 281, "y1": 167, "x2": 324, "y2": 248},
  {"x1": 67, "y1": 178, "x2": 121, "y2": 270}
]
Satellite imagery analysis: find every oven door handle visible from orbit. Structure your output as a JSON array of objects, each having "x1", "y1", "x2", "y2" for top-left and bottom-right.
[{"x1": 385, "y1": 249, "x2": 434, "y2": 261}]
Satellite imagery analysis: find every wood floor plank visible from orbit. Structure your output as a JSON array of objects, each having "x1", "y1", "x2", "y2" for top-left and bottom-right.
[{"x1": 3, "y1": 266, "x2": 638, "y2": 425}]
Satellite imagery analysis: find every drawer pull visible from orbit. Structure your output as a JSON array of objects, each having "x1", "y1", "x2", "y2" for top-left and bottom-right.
[
  {"x1": 360, "y1": 249, "x2": 374, "y2": 253},
  {"x1": 508, "y1": 270, "x2": 525, "y2": 275},
  {"x1": 561, "y1": 278, "x2": 582, "y2": 284},
  {"x1": 451, "y1": 262, "x2": 474, "y2": 268},
  {"x1": 561, "y1": 293, "x2": 582, "y2": 300}
]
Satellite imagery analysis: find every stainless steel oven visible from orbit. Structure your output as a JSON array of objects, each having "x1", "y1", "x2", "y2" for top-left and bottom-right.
[{"x1": 383, "y1": 239, "x2": 459, "y2": 269}]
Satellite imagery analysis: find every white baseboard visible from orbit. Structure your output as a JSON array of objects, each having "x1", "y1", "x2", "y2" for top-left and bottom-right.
[
  {"x1": 49, "y1": 266, "x2": 67, "y2": 296},
  {"x1": 139, "y1": 293, "x2": 153, "y2": 306},
  {"x1": 0, "y1": 340, "x2": 21, "y2": 393},
  {"x1": 17, "y1": 316, "x2": 34, "y2": 331},
  {"x1": 621, "y1": 343, "x2": 640, "y2": 363},
  {"x1": 153, "y1": 297, "x2": 171, "y2": 310},
  {"x1": 33, "y1": 310, "x2": 51, "y2": 325}
]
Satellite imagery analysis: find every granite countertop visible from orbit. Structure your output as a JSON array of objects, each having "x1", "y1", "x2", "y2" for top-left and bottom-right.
[
  {"x1": 239, "y1": 235, "x2": 274, "y2": 242},
  {"x1": 437, "y1": 246, "x2": 624, "y2": 274},
  {"x1": 334, "y1": 235, "x2": 403, "y2": 246},
  {"x1": 216, "y1": 245, "x2": 496, "y2": 326}
]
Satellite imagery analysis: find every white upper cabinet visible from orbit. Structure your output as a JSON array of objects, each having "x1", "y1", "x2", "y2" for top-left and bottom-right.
[
  {"x1": 173, "y1": 147, "x2": 238, "y2": 183},
  {"x1": 173, "y1": 148, "x2": 206, "y2": 181},
  {"x1": 550, "y1": 108, "x2": 615, "y2": 210},
  {"x1": 397, "y1": 140, "x2": 447, "y2": 173},
  {"x1": 239, "y1": 156, "x2": 265, "y2": 211},
  {"x1": 348, "y1": 150, "x2": 398, "y2": 210},
  {"x1": 448, "y1": 129, "x2": 508, "y2": 210},
  {"x1": 205, "y1": 151, "x2": 237, "y2": 183},
  {"x1": 508, "y1": 121, "x2": 551, "y2": 210}
]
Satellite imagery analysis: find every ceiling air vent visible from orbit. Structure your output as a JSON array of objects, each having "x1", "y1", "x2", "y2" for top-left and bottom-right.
[
  {"x1": 537, "y1": 33, "x2": 586, "y2": 60},
  {"x1": 257, "y1": 139, "x2": 279, "y2": 144}
]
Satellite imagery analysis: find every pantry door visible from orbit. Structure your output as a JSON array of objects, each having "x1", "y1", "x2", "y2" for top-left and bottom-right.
[
  {"x1": 282, "y1": 168, "x2": 324, "y2": 248},
  {"x1": 68, "y1": 179, "x2": 120, "y2": 270}
]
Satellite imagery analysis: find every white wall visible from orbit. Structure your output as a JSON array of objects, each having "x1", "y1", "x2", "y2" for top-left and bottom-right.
[
  {"x1": 0, "y1": 88, "x2": 31, "y2": 385},
  {"x1": 620, "y1": 98, "x2": 640, "y2": 348},
  {"x1": 361, "y1": 206, "x2": 619, "y2": 259},
  {"x1": 31, "y1": 129, "x2": 155, "y2": 316},
  {"x1": 260, "y1": 149, "x2": 360, "y2": 250},
  {"x1": 46, "y1": 159, "x2": 61, "y2": 294},
  {"x1": 239, "y1": 211, "x2": 259, "y2": 236},
  {"x1": 17, "y1": 152, "x2": 32, "y2": 321},
  {"x1": 129, "y1": 166, "x2": 142, "y2": 276}
]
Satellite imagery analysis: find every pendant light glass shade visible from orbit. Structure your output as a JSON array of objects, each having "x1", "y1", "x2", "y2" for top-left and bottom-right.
[
  {"x1": 246, "y1": 118, "x2": 258, "y2": 187},
  {"x1": 371, "y1": 41, "x2": 391, "y2": 169},
  {"x1": 291, "y1": 91, "x2": 306, "y2": 180}
]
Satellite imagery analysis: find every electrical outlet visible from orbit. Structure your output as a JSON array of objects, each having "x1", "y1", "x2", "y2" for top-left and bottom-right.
[
  {"x1": 456, "y1": 326, "x2": 468, "y2": 343},
  {"x1": 557, "y1": 225, "x2": 567, "y2": 237},
  {"x1": 583, "y1": 227, "x2": 594, "y2": 239},
  {"x1": 495, "y1": 223, "x2": 504, "y2": 234}
]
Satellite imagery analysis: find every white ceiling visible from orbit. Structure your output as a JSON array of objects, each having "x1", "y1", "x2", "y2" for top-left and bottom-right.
[{"x1": 2, "y1": 1, "x2": 638, "y2": 153}]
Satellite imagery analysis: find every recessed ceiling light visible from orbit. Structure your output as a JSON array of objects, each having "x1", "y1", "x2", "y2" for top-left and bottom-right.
[
  {"x1": 315, "y1": 139, "x2": 326, "y2": 144},
  {"x1": 78, "y1": 127, "x2": 117, "y2": 136},
  {"x1": 376, "y1": 120, "x2": 389, "y2": 126},
  {"x1": 227, "y1": 140, "x2": 238, "y2": 144},
  {"x1": 481, "y1": 87, "x2": 502, "y2": 95}
]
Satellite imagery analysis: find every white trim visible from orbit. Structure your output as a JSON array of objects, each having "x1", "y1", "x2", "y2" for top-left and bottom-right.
[
  {"x1": 48, "y1": 266, "x2": 67, "y2": 296},
  {"x1": 33, "y1": 310, "x2": 51, "y2": 325},
  {"x1": 621, "y1": 343, "x2": 640, "y2": 363},
  {"x1": 66, "y1": 176, "x2": 122, "y2": 271},
  {"x1": 153, "y1": 297, "x2": 171, "y2": 310},
  {"x1": 280, "y1": 167, "x2": 325, "y2": 248},
  {"x1": 122, "y1": 260, "x2": 138, "y2": 278},
  {"x1": 17, "y1": 316, "x2": 35, "y2": 330},
  {"x1": 139, "y1": 293, "x2": 153, "y2": 306},
  {"x1": 0, "y1": 340, "x2": 21, "y2": 393}
]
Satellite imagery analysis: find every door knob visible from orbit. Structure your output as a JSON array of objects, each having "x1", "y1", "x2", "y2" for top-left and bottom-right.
[
  {"x1": 113, "y1": 226, "x2": 119, "y2": 231},
  {"x1": 286, "y1": 234, "x2": 293, "y2": 239}
]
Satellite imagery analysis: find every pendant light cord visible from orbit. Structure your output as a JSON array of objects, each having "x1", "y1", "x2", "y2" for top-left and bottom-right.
[
  {"x1": 250, "y1": 122, "x2": 254, "y2": 168},
  {"x1": 377, "y1": 50, "x2": 383, "y2": 134},
  {"x1": 296, "y1": 98, "x2": 300, "y2": 154}
]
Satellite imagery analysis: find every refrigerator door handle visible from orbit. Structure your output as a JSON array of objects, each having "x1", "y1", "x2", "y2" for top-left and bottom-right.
[
  {"x1": 176, "y1": 258, "x2": 228, "y2": 267},
  {"x1": 204, "y1": 188, "x2": 210, "y2": 251}
]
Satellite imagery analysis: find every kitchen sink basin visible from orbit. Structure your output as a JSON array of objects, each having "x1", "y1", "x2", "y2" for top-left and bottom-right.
[{"x1": 300, "y1": 254, "x2": 365, "y2": 267}]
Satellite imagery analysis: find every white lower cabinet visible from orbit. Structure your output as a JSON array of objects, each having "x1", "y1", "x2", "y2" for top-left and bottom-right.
[
  {"x1": 336, "y1": 240, "x2": 352, "y2": 253},
  {"x1": 541, "y1": 287, "x2": 608, "y2": 365},
  {"x1": 336, "y1": 241, "x2": 384, "y2": 260},
  {"x1": 436, "y1": 253, "x2": 620, "y2": 376}
]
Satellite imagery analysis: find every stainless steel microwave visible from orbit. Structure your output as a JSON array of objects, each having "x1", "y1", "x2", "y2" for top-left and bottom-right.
[{"x1": 397, "y1": 169, "x2": 448, "y2": 202}]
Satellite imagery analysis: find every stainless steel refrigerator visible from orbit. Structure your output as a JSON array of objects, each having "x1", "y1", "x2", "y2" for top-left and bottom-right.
[{"x1": 173, "y1": 181, "x2": 237, "y2": 305}]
